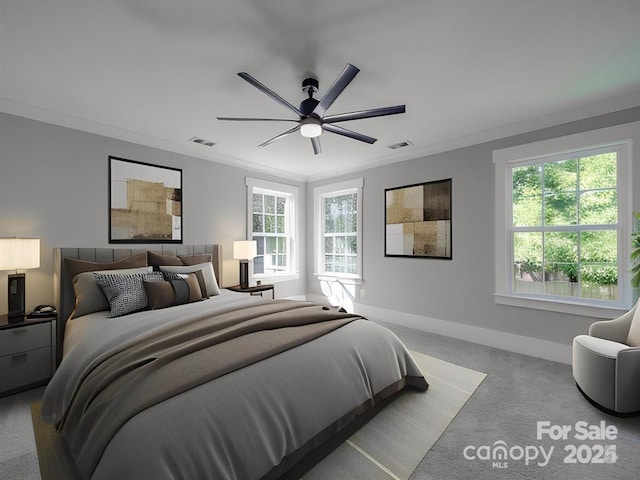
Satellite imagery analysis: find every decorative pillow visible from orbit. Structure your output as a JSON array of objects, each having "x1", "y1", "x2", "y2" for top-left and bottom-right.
[
  {"x1": 94, "y1": 272, "x2": 163, "y2": 317},
  {"x1": 627, "y1": 305, "x2": 640, "y2": 347},
  {"x1": 147, "y1": 251, "x2": 184, "y2": 270},
  {"x1": 179, "y1": 254, "x2": 213, "y2": 266},
  {"x1": 72, "y1": 266, "x2": 152, "y2": 318},
  {"x1": 65, "y1": 253, "x2": 148, "y2": 281},
  {"x1": 147, "y1": 251, "x2": 213, "y2": 270},
  {"x1": 144, "y1": 273, "x2": 204, "y2": 310},
  {"x1": 160, "y1": 262, "x2": 220, "y2": 297}
]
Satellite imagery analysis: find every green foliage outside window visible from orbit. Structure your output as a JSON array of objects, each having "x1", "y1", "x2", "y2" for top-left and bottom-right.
[
  {"x1": 323, "y1": 193, "x2": 357, "y2": 274},
  {"x1": 512, "y1": 152, "x2": 618, "y2": 300}
]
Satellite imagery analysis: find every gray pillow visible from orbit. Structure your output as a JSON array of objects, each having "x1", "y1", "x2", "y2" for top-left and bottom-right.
[
  {"x1": 72, "y1": 267, "x2": 152, "y2": 318},
  {"x1": 94, "y1": 271, "x2": 163, "y2": 318}
]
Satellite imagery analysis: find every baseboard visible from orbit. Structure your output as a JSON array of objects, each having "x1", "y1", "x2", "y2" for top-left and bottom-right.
[{"x1": 335, "y1": 300, "x2": 573, "y2": 365}]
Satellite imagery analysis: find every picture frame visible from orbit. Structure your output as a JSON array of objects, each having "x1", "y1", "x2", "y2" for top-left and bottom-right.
[
  {"x1": 385, "y1": 178, "x2": 452, "y2": 259},
  {"x1": 109, "y1": 156, "x2": 183, "y2": 244}
]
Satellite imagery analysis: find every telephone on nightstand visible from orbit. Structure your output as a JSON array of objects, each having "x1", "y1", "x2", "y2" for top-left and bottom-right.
[{"x1": 27, "y1": 304, "x2": 56, "y2": 318}]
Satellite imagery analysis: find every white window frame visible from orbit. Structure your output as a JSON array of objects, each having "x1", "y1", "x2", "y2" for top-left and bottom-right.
[
  {"x1": 493, "y1": 122, "x2": 637, "y2": 318},
  {"x1": 246, "y1": 177, "x2": 299, "y2": 283},
  {"x1": 313, "y1": 178, "x2": 364, "y2": 283}
]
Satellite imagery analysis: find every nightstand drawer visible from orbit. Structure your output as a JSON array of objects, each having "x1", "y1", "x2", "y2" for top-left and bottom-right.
[
  {"x1": 0, "y1": 346, "x2": 51, "y2": 393},
  {"x1": 0, "y1": 322, "x2": 51, "y2": 355}
]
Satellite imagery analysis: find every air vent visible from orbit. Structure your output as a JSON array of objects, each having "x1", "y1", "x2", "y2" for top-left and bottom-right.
[
  {"x1": 189, "y1": 136, "x2": 216, "y2": 147},
  {"x1": 386, "y1": 140, "x2": 413, "y2": 150}
]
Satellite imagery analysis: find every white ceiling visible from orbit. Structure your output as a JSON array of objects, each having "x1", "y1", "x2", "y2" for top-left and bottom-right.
[{"x1": 1, "y1": 0, "x2": 640, "y2": 182}]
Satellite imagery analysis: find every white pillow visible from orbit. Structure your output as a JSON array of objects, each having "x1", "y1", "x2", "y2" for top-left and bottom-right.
[
  {"x1": 160, "y1": 262, "x2": 220, "y2": 297},
  {"x1": 627, "y1": 304, "x2": 640, "y2": 347}
]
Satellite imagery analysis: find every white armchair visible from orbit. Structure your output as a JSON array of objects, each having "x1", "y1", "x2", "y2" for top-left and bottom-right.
[{"x1": 573, "y1": 300, "x2": 640, "y2": 415}]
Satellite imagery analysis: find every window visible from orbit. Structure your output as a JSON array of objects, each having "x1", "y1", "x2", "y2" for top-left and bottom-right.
[
  {"x1": 493, "y1": 123, "x2": 636, "y2": 316},
  {"x1": 314, "y1": 178, "x2": 363, "y2": 280},
  {"x1": 246, "y1": 178, "x2": 299, "y2": 282}
]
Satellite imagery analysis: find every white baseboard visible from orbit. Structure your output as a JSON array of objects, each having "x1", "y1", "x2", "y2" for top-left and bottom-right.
[{"x1": 352, "y1": 302, "x2": 573, "y2": 365}]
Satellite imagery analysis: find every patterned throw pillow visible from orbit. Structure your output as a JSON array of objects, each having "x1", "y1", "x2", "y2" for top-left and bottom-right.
[{"x1": 94, "y1": 272, "x2": 163, "y2": 317}]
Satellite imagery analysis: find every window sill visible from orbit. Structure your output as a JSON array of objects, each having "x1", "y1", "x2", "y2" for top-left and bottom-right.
[
  {"x1": 314, "y1": 273, "x2": 363, "y2": 285},
  {"x1": 493, "y1": 294, "x2": 628, "y2": 319}
]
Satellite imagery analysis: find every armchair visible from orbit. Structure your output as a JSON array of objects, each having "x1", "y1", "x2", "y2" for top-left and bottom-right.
[{"x1": 572, "y1": 300, "x2": 640, "y2": 415}]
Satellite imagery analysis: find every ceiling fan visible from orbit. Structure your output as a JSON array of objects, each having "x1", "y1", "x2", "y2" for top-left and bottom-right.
[{"x1": 217, "y1": 63, "x2": 405, "y2": 155}]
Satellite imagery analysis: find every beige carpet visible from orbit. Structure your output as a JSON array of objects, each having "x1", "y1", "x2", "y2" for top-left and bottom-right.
[
  {"x1": 302, "y1": 351, "x2": 487, "y2": 480},
  {"x1": 32, "y1": 351, "x2": 485, "y2": 480}
]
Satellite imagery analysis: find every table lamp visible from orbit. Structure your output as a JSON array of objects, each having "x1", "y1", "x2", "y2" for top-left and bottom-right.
[
  {"x1": 233, "y1": 240, "x2": 257, "y2": 289},
  {"x1": 0, "y1": 238, "x2": 40, "y2": 321}
]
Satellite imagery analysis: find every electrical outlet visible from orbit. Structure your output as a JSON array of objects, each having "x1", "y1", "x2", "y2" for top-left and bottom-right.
[{"x1": 360, "y1": 288, "x2": 366, "y2": 300}]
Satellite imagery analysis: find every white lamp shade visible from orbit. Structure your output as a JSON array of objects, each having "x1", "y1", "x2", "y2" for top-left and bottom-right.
[
  {"x1": 0, "y1": 238, "x2": 40, "y2": 270},
  {"x1": 233, "y1": 240, "x2": 257, "y2": 260}
]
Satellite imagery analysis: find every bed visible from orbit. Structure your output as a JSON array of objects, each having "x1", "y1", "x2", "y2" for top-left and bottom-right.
[{"x1": 41, "y1": 245, "x2": 428, "y2": 480}]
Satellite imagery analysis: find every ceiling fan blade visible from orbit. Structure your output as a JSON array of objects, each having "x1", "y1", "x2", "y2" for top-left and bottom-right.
[
  {"x1": 311, "y1": 137, "x2": 322, "y2": 155},
  {"x1": 312, "y1": 63, "x2": 360, "y2": 118},
  {"x1": 257, "y1": 125, "x2": 301, "y2": 148},
  {"x1": 323, "y1": 105, "x2": 406, "y2": 124},
  {"x1": 217, "y1": 117, "x2": 298, "y2": 122},
  {"x1": 322, "y1": 123, "x2": 377, "y2": 144},
  {"x1": 238, "y1": 72, "x2": 303, "y2": 117}
]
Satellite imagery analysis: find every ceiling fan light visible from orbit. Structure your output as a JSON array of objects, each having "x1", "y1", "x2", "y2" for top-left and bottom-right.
[{"x1": 300, "y1": 118, "x2": 322, "y2": 138}]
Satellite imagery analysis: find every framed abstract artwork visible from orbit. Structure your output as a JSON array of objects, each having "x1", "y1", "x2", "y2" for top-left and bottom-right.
[
  {"x1": 109, "y1": 156, "x2": 183, "y2": 243},
  {"x1": 385, "y1": 178, "x2": 452, "y2": 259}
]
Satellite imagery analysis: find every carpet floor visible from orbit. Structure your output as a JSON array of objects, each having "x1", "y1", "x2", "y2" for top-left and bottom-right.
[{"x1": 374, "y1": 319, "x2": 640, "y2": 480}]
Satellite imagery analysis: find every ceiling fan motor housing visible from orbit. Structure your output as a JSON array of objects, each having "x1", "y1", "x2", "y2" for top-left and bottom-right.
[
  {"x1": 302, "y1": 77, "x2": 319, "y2": 94},
  {"x1": 300, "y1": 77, "x2": 320, "y2": 115}
]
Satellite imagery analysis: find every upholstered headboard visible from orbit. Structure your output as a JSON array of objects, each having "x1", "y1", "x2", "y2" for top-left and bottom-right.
[{"x1": 53, "y1": 244, "x2": 222, "y2": 364}]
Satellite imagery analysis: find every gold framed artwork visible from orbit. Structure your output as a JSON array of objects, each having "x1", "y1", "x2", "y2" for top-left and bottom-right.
[
  {"x1": 385, "y1": 178, "x2": 452, "y2": 259},
  {"x1": 109, "y1": 156, "x2": 182, "y2": 243}
]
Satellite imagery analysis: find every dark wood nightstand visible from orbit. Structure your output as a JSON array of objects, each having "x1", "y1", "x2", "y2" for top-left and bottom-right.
[
  {"x1": 227, "y1": 284, "x2": 275, "y2": 299},
  {"x1": 0, "y1": 313, "x2": 56, "y2": 397}
]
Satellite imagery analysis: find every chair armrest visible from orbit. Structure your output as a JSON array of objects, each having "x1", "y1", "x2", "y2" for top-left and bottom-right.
[
  {"x1": 573, "y1": 335, "x2": 628, "y2": 358},
  {"x1": 589, "y1": 307, "x2": 635, "y2": 343}
]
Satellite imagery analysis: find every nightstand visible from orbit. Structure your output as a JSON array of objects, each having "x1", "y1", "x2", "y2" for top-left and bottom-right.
[
  {"x1": 227, "y1": 284, "x2": 275, "y2": 299},
  {"x1": 0, "y1": 314, "x2": 56, "y2": 397}
]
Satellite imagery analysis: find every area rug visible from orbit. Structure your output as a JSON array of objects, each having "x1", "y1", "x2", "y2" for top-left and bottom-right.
[
  {"x1": 31, "y1": 351, "x2": 485, "y2": 480},
  {"x1": 301, "y1": 350, "x2": 487, "y2": 479}
]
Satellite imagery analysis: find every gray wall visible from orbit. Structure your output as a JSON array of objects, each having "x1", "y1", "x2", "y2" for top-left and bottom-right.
[
  {"x1": 307, "y1": 107, "x2": 640, "y2": 347},
  {"x1": 0, "y1": 112, "x2": 306, "y2": 314},
  {"x1": 3, "y1": 106, "x2": 640, "y2": 349}
]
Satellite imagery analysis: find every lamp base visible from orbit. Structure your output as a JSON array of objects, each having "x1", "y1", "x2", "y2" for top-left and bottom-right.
[
  {"x1": 239, "y1": 260, "x2": 249, "y2": 289},
  {"x1": 8, "y1": 273, "x2": 26, "y2": 320}
]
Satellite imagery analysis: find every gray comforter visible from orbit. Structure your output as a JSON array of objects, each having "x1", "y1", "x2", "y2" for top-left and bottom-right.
[{"x1": 42, "y1": 291, "x2": 427, "y2": 480}]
